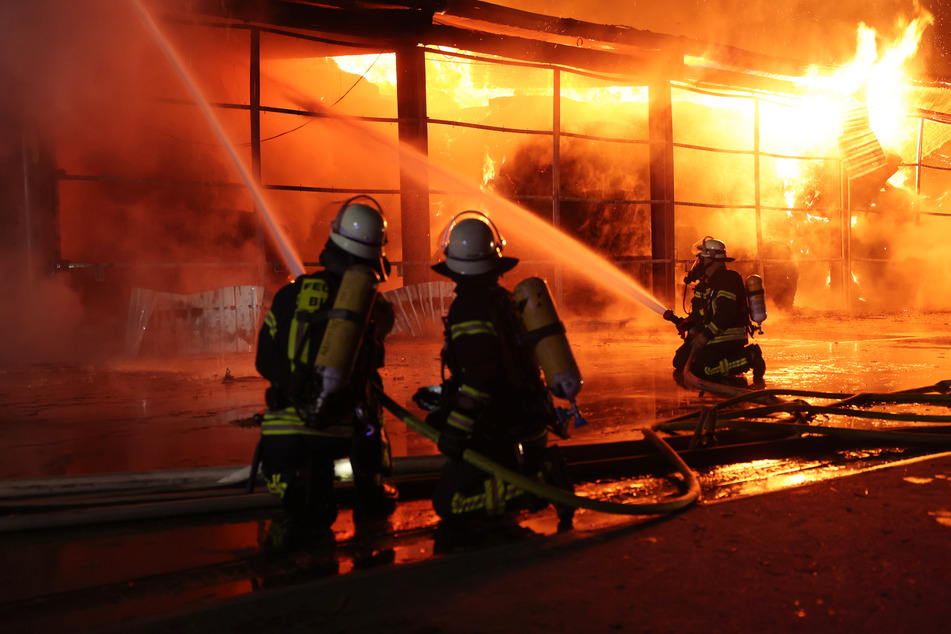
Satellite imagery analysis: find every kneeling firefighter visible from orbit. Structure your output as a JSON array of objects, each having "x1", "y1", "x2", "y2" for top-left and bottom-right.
[
  {"x1": 664, "y1": 236, "x2": 767, "y2": 386},
  {"x1": 427, "y1": 211, "x2": 579, "y2": 527},
  {"x1": 254, "y1": 196, "x2": 397, "y2": 533}
]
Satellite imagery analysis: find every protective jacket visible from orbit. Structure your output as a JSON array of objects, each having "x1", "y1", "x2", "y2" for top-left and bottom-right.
[
  {"x1": 255, "y1": 269, "x2": 393, "y2": 437},
  {"x1": 693, "y1": 265, "x2": 751, "y2": 345},
  {"x1": 439, "y1": 278, "x2": 552, "y2": 445},
  {"x1": 429, "y1": 277, "x2": 556, "y2": 519}
]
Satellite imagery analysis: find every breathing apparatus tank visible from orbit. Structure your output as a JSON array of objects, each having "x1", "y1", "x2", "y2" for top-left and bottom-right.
[
  {"x1": 513, "y1": 277, "x2": 586, "y2": 434},
  {"x1": 514, "y1": 277, "x2": 581, "y2": 399},
  {"x1": 308, "y1": 265, "x2": 379, "y2": 418},
  {"x1": 745, "y1": 274, "x2": 767, "y2": 334}
]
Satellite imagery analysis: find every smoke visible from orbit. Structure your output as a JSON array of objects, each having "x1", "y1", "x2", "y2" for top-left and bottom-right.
[
  {"x1": 487, "y1": 126, "x2": 651, "y2": 319},
  {"x1": 0, "y1": 1, "x2": 286, "y2": 366}
]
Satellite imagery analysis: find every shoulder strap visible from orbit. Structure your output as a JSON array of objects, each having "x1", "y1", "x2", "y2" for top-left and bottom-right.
[{"x1": 289, "y1": 272, "x2": 339, "y2": 372}]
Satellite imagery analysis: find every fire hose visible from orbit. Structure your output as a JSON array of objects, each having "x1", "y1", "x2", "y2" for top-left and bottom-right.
[
  {"x1": 375, "y1": 389, "x2": 701, "y2": 516},
  {"x1": 654, "y1": 382, "x2": 951, "y2": 446}
]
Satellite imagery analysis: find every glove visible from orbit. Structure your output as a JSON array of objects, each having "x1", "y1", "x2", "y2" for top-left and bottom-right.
[
  {"x1": 676, "y1": 318, "x2": 692, "y2": 338},
  {"x1": 690, "y1": 331, "x2": 709, "y2": 350},
  {"x1": 437, "y1": 425, "x2": 469, "y2": 460},
  {"x1": 412, "y1": 385, "x2": 443, "y2": 412}
]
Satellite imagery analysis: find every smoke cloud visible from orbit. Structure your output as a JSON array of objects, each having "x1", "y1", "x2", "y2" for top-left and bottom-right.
[{"x1": 0, "y1": 1, "x2": 284, "y2": 366}]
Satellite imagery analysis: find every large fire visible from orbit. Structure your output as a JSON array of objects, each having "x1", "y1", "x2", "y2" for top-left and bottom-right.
[
  {"x1": 329, "y1": 8, "x2": 932, "y2": 204},
  {"x1": 330, "y1": 48, "x2": 650, "y2": 108},
  {"x1": 790, "y1": 12, "x2": 934, "y2": 155},
  {"x1": 324, "y1": 7, "x2": 936, "y2": 312}
]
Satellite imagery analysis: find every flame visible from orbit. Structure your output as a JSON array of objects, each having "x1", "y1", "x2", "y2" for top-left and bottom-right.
[
  {"x1": 797, "y1": 11, "x2": 933, "y2": 151},
  {"x1": 331, "y1": 53, "x2": 397, "y2": 90},
  {"x1": 330, "y1": 48, "x2": 523, "y2": 109},
  {"x1": 776, "y1": 158, "x2": 805, "y2": 208},
  {"x1": 887, "y1": 170, "x2": 907, "y2": 187},
  {"x1": 482, "y1": 151, "x2": 497, "y2": 191},
  {"x1": 866, "y1": 16, "x2": 933, "y2": 150},
  {"x1": 426, "y1": 49, "x2": 514, "y2": 108},
  {"x1": 852, "y1": 270, "x2": 866, "y2": 303},
  {"x1": 560, "y1": 77, "x2": 648, "y2": 104},
  {"x1": 752, "y1": 8, "x2": 931, "y2": 265},
  {"x1": 330, "y1": 48, "x2": 652, "y2": 110},
  {"x1": 329, "y1": 11, "x2": 931, "y2": 161},
  {"x1": 325, "y1": 13, "x2": 932, "y2": 263}
]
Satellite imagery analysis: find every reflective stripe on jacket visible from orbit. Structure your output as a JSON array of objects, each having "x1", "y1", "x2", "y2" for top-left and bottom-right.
[{"x1": 260, "y1": 407, "x2": 354, "y2": 438}]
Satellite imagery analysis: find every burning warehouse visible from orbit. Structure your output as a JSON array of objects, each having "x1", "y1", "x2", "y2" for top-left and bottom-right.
[
  {"x1": 2, "y1": 0, "x2": 951, "y2": 361},
  {"x1": 6, "y1": 2, "x2": 951, "y2": 631}
]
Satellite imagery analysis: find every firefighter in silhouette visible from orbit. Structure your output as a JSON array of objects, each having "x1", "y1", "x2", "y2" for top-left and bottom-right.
[
  {"x1": 668, "y1": 237, "x2": 766, "y2": 387},
  {"x1": 254, "y1": 196, "x2": 397, "y2": 541},
  {"x1": 425, "y1": 211, "x2": 575, "y2": 527}
]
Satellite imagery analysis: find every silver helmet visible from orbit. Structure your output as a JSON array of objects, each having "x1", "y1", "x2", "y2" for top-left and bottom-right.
[
  {"x1": 434, "y1": 211, "x2": 518, "y2": 277},
  {"x1": 696, "y1": 236, "x2": 734, "y2": 262},
  {"x1": 329, "y1": 196, "x2": 388, "y2": 260}
]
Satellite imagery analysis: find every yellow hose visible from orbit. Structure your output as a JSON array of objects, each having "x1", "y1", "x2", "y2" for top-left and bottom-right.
[{"x1": 376, "y1": 389, "x2": 701, "y2": 516}]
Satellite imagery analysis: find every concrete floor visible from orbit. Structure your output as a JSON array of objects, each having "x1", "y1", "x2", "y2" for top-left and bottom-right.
[{"x1": 3, "y1": 308, "x2": 947, "y2": 480}]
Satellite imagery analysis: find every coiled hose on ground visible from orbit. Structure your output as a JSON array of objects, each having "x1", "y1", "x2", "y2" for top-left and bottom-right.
[
  {"x1": 376, "y1": 390, "x2": 701, "y2": 516},
  {"x1": 655, "y1": 381, "x2": 951, "y2": 447},
  {"x1": 378, "y1": 378, "x2": 951, "y2": 518}
]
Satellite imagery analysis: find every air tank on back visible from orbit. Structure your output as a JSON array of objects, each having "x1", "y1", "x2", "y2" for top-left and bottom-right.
[
  {"x1": 745, "y1": 274, "x2": 767, "y2": 334},
  {"x1": 513, "y1": 277, "x2": 582, "y2": 400},
  {"x1": 311, "y1": 265, "x2": 379, "y2": 414}
]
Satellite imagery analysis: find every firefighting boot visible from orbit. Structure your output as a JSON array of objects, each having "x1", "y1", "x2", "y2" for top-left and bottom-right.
[
  {"x1": 541, "y1": 446, "x2": 575, "y2": 530},
  {"x1": 353, "y1": 479, "x2": 398, "y2": 523},
  {"x1": 262, "y1": 512, "x2": 336, "y2": 554},
  {"x1": 748, "y1": 344, "x2": 766, "y2": 388}
]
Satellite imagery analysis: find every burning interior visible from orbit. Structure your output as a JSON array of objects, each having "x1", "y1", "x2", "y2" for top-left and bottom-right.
[{"x1": 3, "y1": 0, "x2": 951, "y2": 364}]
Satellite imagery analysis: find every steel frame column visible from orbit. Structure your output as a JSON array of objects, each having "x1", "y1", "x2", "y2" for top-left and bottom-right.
[
  {"x1": 753, "y1": 98, "x2": 764, "y2": 277},
  {"x1": 396, "y1": 46, "x2": 431, "y2": 286},
  {"x1": 20, "y1": 130, "x2": 35, "y2": 284},
  {"x1": 250, "y1": 28, "x2": 261, "y2": 183},
  {"x1": 552, "y1": 68, "x2": 563, "y2": 304},
  {"x1": 20, "y1": 129, "x2": 59, "y2": 281},
  {"x1": 249, "y1": 27, "x2": 267, "y2": 270},
  {"x1": 839, "y1": 159, "x2": 850, "y2": 310},
  {"x1": 649, "y1": 80, "x2": 675, "y2": 308}
]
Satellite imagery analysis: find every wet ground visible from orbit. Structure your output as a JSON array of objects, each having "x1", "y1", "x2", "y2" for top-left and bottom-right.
[{"x1": 2, "y1": 309, "x2": 950, "y2": 632}]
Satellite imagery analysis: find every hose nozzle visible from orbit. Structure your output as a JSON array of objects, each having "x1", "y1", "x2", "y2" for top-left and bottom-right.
[{"x1": 554, "y1": 400, "x2": 588, "y2": 439}]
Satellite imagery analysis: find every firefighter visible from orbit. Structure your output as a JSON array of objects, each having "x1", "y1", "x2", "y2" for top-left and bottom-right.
[
  {"x1": 671, "y1": 237, "x2": 766, "y2": 387},
  {"x1": 428, "y1": 211, "x2": 574, "y2": 526},
  {"x1": 255, "y1": 196, "x2": 397, "y2": 539}
]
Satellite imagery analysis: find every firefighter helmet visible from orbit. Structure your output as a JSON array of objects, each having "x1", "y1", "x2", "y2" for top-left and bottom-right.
[
  {"x1": 433, "y1": 211, "x2": 518, "y2": 277},
  {"x1": 329, "y1": 196, "x2": 388, "y2": 261},
  {"x1": 696, "y1": 236, "x2": 734, "y2": 262}
]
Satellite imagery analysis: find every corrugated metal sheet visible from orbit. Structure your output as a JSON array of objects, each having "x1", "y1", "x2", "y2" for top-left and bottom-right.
[
  {"x1": 126, "y1": 286, "x2": 264, "y2": 357},
  {"x1": 837, "y1": 103, "x2": 887, "y2": 180}
]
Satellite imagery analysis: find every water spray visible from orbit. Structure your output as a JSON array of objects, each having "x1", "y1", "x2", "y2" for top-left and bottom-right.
[
  {"x1": 130, "y1": 0, "x2": 305, "y2": 279},
  {"x1": 279, "y1": 84, "x2": 670, "y2": 318}
]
